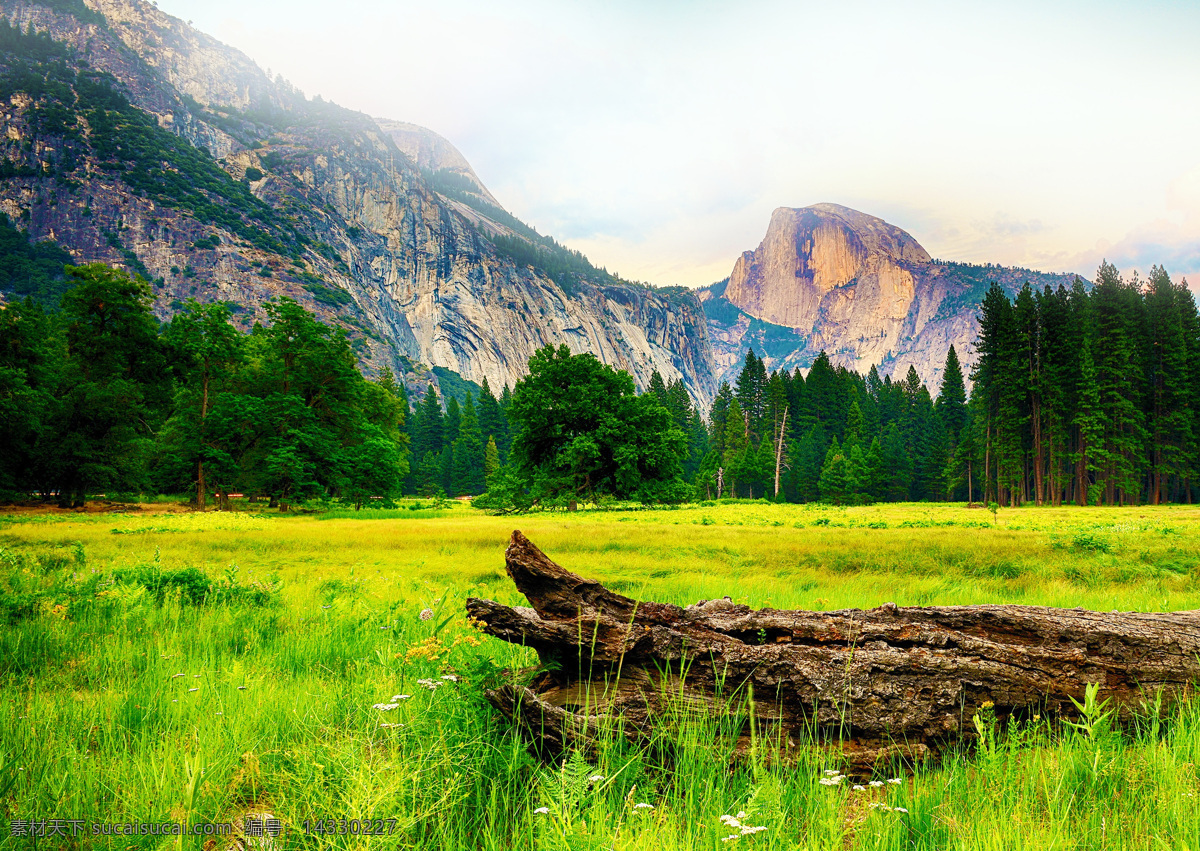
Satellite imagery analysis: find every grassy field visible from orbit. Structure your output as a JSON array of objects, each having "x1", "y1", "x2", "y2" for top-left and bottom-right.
[{"x1": 2, "y1": 501, "x2": 1200, "y2": 849}]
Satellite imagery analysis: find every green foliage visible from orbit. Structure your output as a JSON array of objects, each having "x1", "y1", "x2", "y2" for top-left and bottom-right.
[
  {"x1": 494, "y1": 344, "x2": 687, "y2": 509},
  {"x1": 430, "y1": 365, "x2": 483, "y2": 406},
  {"x1": 701, "y1": 293, "x2": 745, "y2": 326},
  {"x1": 0, "y1": 30, "x2": 299, "y2": 255},
  {"x1": 0, "y1": 211, "x2": 72, "y2": 305},
  {"x1": 302, "y1": 279, "x2": 353, "y2": 307},
  {"x1": 3, "y1": 506, "x2": 1200, "y2": 849},
  {"x1": 0, "y1": 264, "x2": 410, "y2": 508}
]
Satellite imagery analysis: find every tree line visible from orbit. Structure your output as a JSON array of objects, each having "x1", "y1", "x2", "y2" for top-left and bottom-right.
[
  {"x1": 965, "y1": 263, "x2": 1199, "y2": 506},
  {"x1": 4, "y1": 259, "x2": 1196, "y2": 510},
  {"x1": 1, "y1": 264, "x2": 409, "y2": 507}
]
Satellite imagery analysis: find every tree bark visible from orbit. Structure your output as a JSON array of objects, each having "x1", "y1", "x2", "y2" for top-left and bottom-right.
[{"x1": 467, "y1": 531, "x2": 1200, "y2": 771}]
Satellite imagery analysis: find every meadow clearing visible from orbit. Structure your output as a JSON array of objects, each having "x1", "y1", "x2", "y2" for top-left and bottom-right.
[{"x1": 2, "y1": 500, "x2": 1200, "y2": 850}]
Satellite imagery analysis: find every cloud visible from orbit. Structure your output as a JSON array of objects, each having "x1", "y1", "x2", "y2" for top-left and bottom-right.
[{"x1": 971, "y1": 213, "x2": 1048, "y2": 239}]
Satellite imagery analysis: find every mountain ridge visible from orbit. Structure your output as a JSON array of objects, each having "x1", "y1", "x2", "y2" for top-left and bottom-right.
[
  {"x1": 0, "y1": 0, "x2": 1088, "y2": 411},
  {"x1": 702, "y1": 203, "x2": 1083, "y2": 391},
  {"x1": 0, "y1": 0, "x2": 719, "y2": 408}
]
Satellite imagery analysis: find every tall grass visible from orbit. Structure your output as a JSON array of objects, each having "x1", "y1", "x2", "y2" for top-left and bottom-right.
[{"x1": 1, "y1": 502, "x2": 1199, "y2": 848}]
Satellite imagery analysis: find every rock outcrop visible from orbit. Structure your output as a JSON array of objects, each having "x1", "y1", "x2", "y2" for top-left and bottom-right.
[{"x1": 705, "y1": 204, "x2": 1080, "y2": 390}]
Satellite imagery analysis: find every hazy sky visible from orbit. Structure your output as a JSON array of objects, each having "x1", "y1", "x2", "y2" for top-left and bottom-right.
[{"x1": 157, "y1": 0, "x2": 1200, "y2": 288}]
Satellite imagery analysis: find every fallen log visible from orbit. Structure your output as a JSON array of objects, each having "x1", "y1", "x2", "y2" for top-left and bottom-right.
[{"x1": 466, "y1": 531, "x2": 1200, "y2": 769}]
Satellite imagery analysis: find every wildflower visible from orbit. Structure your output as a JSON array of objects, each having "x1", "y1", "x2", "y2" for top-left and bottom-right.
[
  {"x1": 893, "y1": 807, "x2": 909, "y2": 814},
  {"x1": 188, "y1": 687, "x2": 199, "y2": 693},
  {"x1": 852, "y1": 784, "x2": 866, "y2": 791},
  {"x1": 533, "y1": 807, "x2": 550, "y2": 815},
  {"x1": 440, "y1": 674, "x2": 458, "y2": 682},
  {"x1": 721, "y1": 836, "x2": 739, "y2": 843},
  {"x1": 372, "y1": 703, "x2": 400, "y2": 711},
  {"x1": 720, "y1": 815, "x2": 742, "y2": 828},
  {"x1": 588, "y1": 774, "x2": 606, "y2": 784},
  {"x1": 380, "y1": 625, "x2": 390, "y2": 630},
  {"x1": 419, "y1": 608, "x2": 434, "y2": 621},
  {"x1": 215, "y1": 712, "x2": 223, "y2": 716},
  {"x1": 740, "y1": 826, "x2": 767, "y2": 835},
  {"x1": 391, "y1": 694, "x2": 411, "y2": 701},
  {"x1": 886, "y1": 778, "x2": 902, "y2": 785},
  {"x1": 379, "y1": 722, "x2": 404, "y2": 728},
  {"x1": 818, "y1": 776, "x2": 843, "y2": 786},
  {"x1": 869, "y1": 780, "x2": 884, "y2": 788},
  {"x1": 171, "y1": 673, "x2": 185, "y2": 679},
  {"x1": 823, "y1": 769, "x2": 840, "y2": 776},
  {"x1": 633, "y1": 802, "x2": 654, "y2": 810},
  {"x1": 416, "y1": 678, "x2": 441, "y2": 691}
]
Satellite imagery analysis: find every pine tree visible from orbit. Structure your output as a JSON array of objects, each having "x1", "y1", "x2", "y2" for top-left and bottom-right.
[
  {"x1": 477, "y1": 377, "x2": 508, "y2": 459},
  {"x1": 708, "y1": 382, "x2": 734, "y2": 458},
  {"x1": 647, "y1": 369, "x2": 668, "y2": 404},
  {"x1": 484, "y1": 436, "x2": 500, "y2": 483},
  {"x1": 1145, "y1": 266, "x2": 1192, "y2": 503},
  {"x1": 788, "y1": 424, "x2": 826, "y2": 503},
  {"x1": 452, "y1": 394, "x2": 486, "y2": 495},
  {"x1": 722, "y1": 398, "x2": 748, "y2": 496},
  {"x1": 819, "y1": 438, "x2": 847, "y2": 504},
  {"x1": 443, "y1": 395, "x2": 462, "y2": 448},
  {"x1": 1092, "y1": 261, "x2": 1147, "y2": 504},
  {"x1": 413, "y1": 386, "x2": 443, "y2": 461},
  {"x1": 806, "y1": 352, "x2": 843, "y2": 435}
]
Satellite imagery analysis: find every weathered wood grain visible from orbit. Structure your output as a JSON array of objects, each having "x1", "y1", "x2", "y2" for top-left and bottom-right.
[{"x1": 466, "y1": 531, "x2": 1200, "y2": 768}]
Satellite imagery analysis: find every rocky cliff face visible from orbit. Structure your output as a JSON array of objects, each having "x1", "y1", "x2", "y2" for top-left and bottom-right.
[
  {"x1": 706, "y1": 204, "x2": 1080, "y2": 391},
  {"x1": 0, "y1": 0, "x2": 718, "y2": 408}
]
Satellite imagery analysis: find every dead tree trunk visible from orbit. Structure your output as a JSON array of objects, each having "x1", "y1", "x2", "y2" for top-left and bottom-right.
[{"x1": 467, "y1": 531, "x2": 1200, "y2": 770}]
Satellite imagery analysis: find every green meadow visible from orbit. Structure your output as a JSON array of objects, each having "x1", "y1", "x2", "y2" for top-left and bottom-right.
[{"x1": 2, "y1": 501, "x2": 1200, "y2": 849}]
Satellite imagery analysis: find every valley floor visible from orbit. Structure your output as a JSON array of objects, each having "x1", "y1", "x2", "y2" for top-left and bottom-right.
[{"x1": 1, "y1": 502, "x2": 1199, "y2": 849}]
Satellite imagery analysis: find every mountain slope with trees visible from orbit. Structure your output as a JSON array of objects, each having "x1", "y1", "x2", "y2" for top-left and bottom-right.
[{"x1": 0, "y1": 0, "x2": 718, "y2": 408}]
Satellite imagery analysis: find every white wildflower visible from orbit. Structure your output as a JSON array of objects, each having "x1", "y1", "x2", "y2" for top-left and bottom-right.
[
  {"x1": 818, "y1": 776, "x2": 844, "y2": 786},
  {"x1": 533, "y1": 807, "x2": 550, "y2": 815},
  {"x1": 379, "y1": 722, "x2": 405, "y2": 728},
  {"x1": 736, "y1": 812, "x2": 747, "y2": 820},
  {"x1": 171, "y1": 673, "x2": 185, "y2": 679},
  {"x1": 633, "y1": 802, "x2": 654, "y2": 810},
  {"x1": 372, "y1": 702, "x2": 400, "y2": 711},
  {"x1": 441, "y1": 674, "x2": 458, "y2": 682},
  {"x1": 740, "y1": 826, "x2": 767, "y2": 835},
  {"x1": 720, "y1": 815, "x2": 742, "y2": 828},
  {"x1": 823, "y1": 769, "x2": 840, "y2": 776},
  {"x1": 416, "y1": 678, "x2": 441, "y2": 691},
  {"x1": 721, "y1": 836, "x2": 739, "y2": 843},
  {"x1": 419, "y1": 608, "x2": 434, "y2": 621},
  {"x1": 893, "y1": 807, "x2": 909, "y2": 814},
  {"x1": 588, "y1": 774, "x2": 606, "y2": 784},
  {"x1": 852, "y1": 784, "x2": 866, "y2": 791},
  {"x1": 188, "y1": 687, "x2": 199, "y2": 693},
  {"x1": 869, "y1": 780, "x2": 884, "y2": 788},
  {"x1": 886, "y1": 778, "x2": 902, "y2": 785},
  {"x1": 321, "y1": 604, "x2": 332, "y2": 609}
]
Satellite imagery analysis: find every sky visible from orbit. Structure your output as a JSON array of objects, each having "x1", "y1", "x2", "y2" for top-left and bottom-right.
[{"x1": 156, "y1": 0, "x2": 1200, "y2": 288}]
